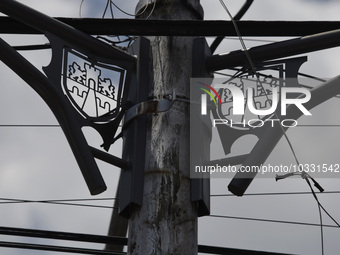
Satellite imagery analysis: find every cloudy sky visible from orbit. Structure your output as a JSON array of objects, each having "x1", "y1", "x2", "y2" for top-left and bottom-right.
[{"x1": 1, "y1": 0, "x2": 340, "y2": 255}]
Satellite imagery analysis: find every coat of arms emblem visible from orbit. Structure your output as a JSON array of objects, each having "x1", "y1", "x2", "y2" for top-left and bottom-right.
[{"x1": 63, "y1": 49, "x2": 127, "y2": 119}]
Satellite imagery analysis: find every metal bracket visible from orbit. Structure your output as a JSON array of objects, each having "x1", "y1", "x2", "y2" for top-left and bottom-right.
[{"x1": 123, "y1": 90, "x2": 176, "y2": 126}]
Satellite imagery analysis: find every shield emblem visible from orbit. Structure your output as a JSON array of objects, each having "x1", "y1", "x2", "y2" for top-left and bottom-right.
[
  {"x1": 217, "y1": 75, "x2": 281, "y2": 129},
  {"x1": 62, "y1": 48, "x2": 127, "y2": 120}
]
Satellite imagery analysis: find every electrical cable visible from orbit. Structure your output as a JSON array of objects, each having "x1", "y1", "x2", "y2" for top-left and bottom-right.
[
  {"x1": 107, "y1": 0, "x2": 150, "y2": 18},
  {"x1": 276, "y1": 174, "x2": 340, "y2": 228},
  {"x1": 210, "y1": 0, "x2": 254, "y2": 54},
  {"x1": 102, "y1": 0, "x2": 111, "y2": 19},
  {"x1": 296, "y1": 125, "x2": 340, "y2": 127},
  {"x1": 109, "y1": 0, "x2": 139, "y2": 17},
  {"x1": 275, "y1": 173, "x2": 340, "y2": 254},
  {"x1": 218, "y1": 0, "x2": 254, "y2": 69},
  {"x1": 305, "y1": 178, "x2": 340, "y2": 228},
  {"x1": 0, "y1": 241, "x2": 126, "y2": 255},
  {"x1": 80, "y1": 0, "x2": 150, "y2": 18},
  {"x1": 144, "y1": 0, "x2": 157, "y2": 20},
  {"x1": 318, "y1": 202, "x2": 325, "y2": 255},
  {"x1": 0, "y1": 225, "x2": 289, "y2": 255},
  {"x1": 209, "y1": 214, "x2": 339, "y2": 228},
  {"x1": 109, "y1": 0, "x2": 115, "y2": 18},
  {"x1": 0, "y1": 197, "x2": 117, "y2": 203},
  {"x1": 79, "y1": 0, "x2": 85, "y2": 18},
  {"x1": 96, "y1": 35, "x2": 137, "y2": 48},
  {"x1": 305, "y1": 177, "x2": 324, "y2": 255},
  {"x1": 101, "y1": 1, "x2": 154, "y2": 49},
  {"x1": 217, "y1": 3, "x2": 340, "y2": 254},
  {"x1": 0, "y1": 197, "x2": 118, "y2": 209},
  {"x1": 197, "y1": 244, "x2": 292, "y2": 255},
  {"x1": 79, "y1": 0, "x2": 147, "y2": 47},
  {"x1": 2, "y1": 123, "x2": 339, "y2": 128},
  {"x1": 316, "y1": 201, "x2": 340, "y2": 228},
  {"x1": 218, "y1": 0, "x2": 302, "y2": 169},
  {"x1": 0, "y1": 124, "x2": 60, "y2": 127},
  {"x1": 0, "y1": 226, "x2": 127, "y2": 245},
  {"x1": 211, "y1": 190, "x2": 340, "y2": 197}
]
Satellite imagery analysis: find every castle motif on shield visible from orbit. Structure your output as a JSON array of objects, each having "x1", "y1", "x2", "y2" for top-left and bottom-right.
[
  {"x1": 63, "y1": 49, "x2": 125, "y2": 119},
  {"x1": 220, "y1": 76, "x2": 279, "y2": 118}
]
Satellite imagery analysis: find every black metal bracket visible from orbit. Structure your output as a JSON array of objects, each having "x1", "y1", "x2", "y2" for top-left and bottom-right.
[
  {"x1": 191, "y1": 38, "x2": 212, "y2": 217},
  {"x1": 0, "y1": 0, "x2": 137, "y2": 195},
  {"x1": 228, "y1": 74, "x2": 340, "y2": 196},
  {"x1": 206, "y1": 28, "x2": 340, "y2": 72},
  {"x1": 119, "y1": 37, "x2": 151, "y2": 218}
]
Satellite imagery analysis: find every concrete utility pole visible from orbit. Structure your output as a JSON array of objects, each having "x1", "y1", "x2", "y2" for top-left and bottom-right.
[{"x1": 127, "y1": 0, "x2": 203, "y2": 254}]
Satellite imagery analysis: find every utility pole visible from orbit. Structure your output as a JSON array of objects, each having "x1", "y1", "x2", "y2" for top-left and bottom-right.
[{"x1": 126, "y1": 0, "x2": 203, "y2": 254}]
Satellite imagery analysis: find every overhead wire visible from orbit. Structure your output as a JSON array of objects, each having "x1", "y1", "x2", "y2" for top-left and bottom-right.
[
  {"x1": 145, "y1": 0, "x2": 157, "y2": 20},
  {"x1": 0, "y1": 241, "x2": 126, "y2": 255},
  {"x1": 305, "y1": 178, "x2": 324, "y2": 255},
  {"x1": 1, "y1": 191, "x2": 340, "y2": 207},
  {"x1": 274, "y1": 168, "x2": 340, "y2": 253},
  {"x1": 0, "y1": 124, "x2": 60, "y2": 127},
  {"x1": 3, "y1": 2, "x2": 340, "y2": 254},
  {"x1": 101, "y1": 1, "x2": 156, "y2": 48},
  {"x1": 109, "y1": 0, "x2": 140, "y2": 17},
  {"x1": 96, "y1": 0, "x2": 154, "y2": 18},
  {"x1": 2, "y1": 123, "x2": 340, "y2": 128},
  {"x1": 304, "y1": 176, "x2": 340, "y2": 228},
  {"x1": 0, "y1": 197, "x2": 118, "y2": 210},
  {"x1": 212, "y1": 188, "x2": 340, "y2": 233},
  {"x1": 102, "y1": 0, "x2": 114, "y2": 19},
  {"x1": 218, "y1": 0, "x2": 302, "y2": 181},
  {"x1": 208, "y1": 214, "x2": 339, "y2": 229},
  {"x1": 0, "y1": 225, "x2": 287, "y2": 255},
  {"x1": 211, "y1": 190, "x2": 340, "y2": 197},
  {"x1": 79, "y1": 0, "x2": 85, "y2": 18},
  {"x1": 218, "y1": 0, "x2": 302, "y2": 169},
  {"x1": 218, "y1": 1, "x2": 340, "y2": 253},
  {"x1": 210, "y1": 0, "x2": 254, "y2": 54}
]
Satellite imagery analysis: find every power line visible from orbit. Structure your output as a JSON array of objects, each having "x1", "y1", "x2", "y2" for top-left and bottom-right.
[
  {"x1": 198, "y1": 244, "x2": 293, "y2": 255},
  {"x1": 218, "y1": 0, "x2": 306, "y2": 198},
  {"x1": 0, "y1": 226, "x2": 127, "y2": 245},
  {"x1": 0, "y1": 124, "x2": 60, "y2": 127},
  {"x1": 0, "y1": 197, "x2": 117, "y2": 209},
  {"x1": 109, "y1": 0, "x2": 139, "y2": 17},
  {"x1": 0, "y1": 226, "x2": 293, "y2": 255},
  {"x1": 299, "y1": 177, "x2": 325, "y2": 255},
  {"x1": 304, "y1": 177, "x2": 340, "y2": 227},
  {"x1": 0, "y1": 241, "x2": 126, "y2": 255},
  {"x1": 0, "y1": 197, "x2": 117, "y2": 203},
  {"x1": 2, "y1": 124, "x2": 340, "y2": 128},
  {"x1": 211, "y1": 190, "x2": 340, "y2": 197},
  {"x1": 0, "y1": 225, "x2": 294, "y2": 255},
  {"x1": 210, "y1": 0, "x2": 254, "y2": 53},
  {"x1": 209, "y1": 214, "x2": 340, "y2": 228},
  {"x1": 296, "y1": 125, "x2": 340, "y2": 127}
]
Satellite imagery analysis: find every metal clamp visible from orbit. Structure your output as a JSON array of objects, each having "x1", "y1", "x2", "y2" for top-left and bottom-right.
[{"x1": 123, "y1": 90, "x2": 176, "y2": 126}]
